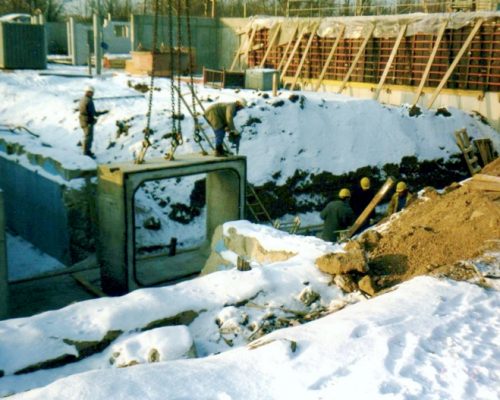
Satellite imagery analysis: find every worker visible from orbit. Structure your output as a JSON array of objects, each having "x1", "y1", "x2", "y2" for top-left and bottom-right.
[
  {"x1": 204, "y1": 98, "x2": 246, "y2": 157},
  {"x1": 350, "y1": 176, "x2": 376, "y2": 230},
  {"x1": 387, "y1": 181, "x2": 414, "y2": 216},
  {"x1": 79, "y1": 85, "x2": 107, "y2": 158},
  {"x1": 320, "y1": 188, "x2": 355, "y2": 243}
]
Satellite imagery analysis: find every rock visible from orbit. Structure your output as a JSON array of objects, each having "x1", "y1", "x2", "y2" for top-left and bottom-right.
[
  {"x1": 143, "y1": 216, "x2": 161, "y2": 230},
  {"x1": 334, "y1": 274, "x2": 358, "y2": 293},
  {"x1": 298, "y1": 286, "x2": 320, "y2": 306},
  {"x1": 358, "y1": 275, "x2": 377, "y2": 296},
  {"x1": 357, "y1": 231, "x2": 381, "y2": 251},
  {"x1": 316, "y1": 244, "x2": 368, "y2": 275}
]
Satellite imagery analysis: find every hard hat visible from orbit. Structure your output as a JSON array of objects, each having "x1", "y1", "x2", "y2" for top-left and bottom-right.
[
  {"x1": 396, "y1": 181, "x2": 407, "y2": 193},
  {"x1": 84, "y1": 85, "x2": 95, "y2": 93},
  {"x1": 360, "y1": 177, "x2": 371, "y2": 190},
  {"x1": 236, "y1": 98, "x2": 247, "y2": 107},
  {"x1": 339, "y1": 188, "x2": 351, "y2": 199}
]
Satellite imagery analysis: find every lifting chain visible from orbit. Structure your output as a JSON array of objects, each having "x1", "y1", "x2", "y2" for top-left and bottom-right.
[{"x1": 135, "y1": 0, "x2": 160, "y2": 164}]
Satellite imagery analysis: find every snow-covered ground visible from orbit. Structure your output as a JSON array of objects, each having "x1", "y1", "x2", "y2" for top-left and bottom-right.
[
  {"x1": 0, "y1": 65, "x2": 499, "y2": 398},
  {"x1": 0, "y1": 221, "x2": 499, "y2": 399}
]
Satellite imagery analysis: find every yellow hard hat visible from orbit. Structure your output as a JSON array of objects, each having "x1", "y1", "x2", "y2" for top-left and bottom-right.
[
  {"x1": 396, "y1": 181, "x2": 407, "y2": 193},
  {"x1": 339, "y1": 188, "x2": 351, "y2": 199},
  {"x1": 360, "y1": 177, "x2": 370, "y2": 190}
]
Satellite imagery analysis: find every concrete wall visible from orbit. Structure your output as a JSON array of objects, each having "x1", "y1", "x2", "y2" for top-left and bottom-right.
[
  {"x1": 304, "y1": 78, "x2": 500, "y2": 132},
  {"x1": 0, "y1": 143, "x2": 96, "y2": 265},
  {"x1": 130, "y1": 15, "x2": 242, "y2": 72},
  {"x1": 0, "y1": 190, "x2": 7, "y2": 320},
  {"x1": 68, "y1": 19, "x2": 132, "y2": 65}
]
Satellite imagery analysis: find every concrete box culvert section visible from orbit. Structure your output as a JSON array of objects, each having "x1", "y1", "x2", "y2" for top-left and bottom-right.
[{"x1": 97, "y1": 154, "x2": 247, "y2": 295}]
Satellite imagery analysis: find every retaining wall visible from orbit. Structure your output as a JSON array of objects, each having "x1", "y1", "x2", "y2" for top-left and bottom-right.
[{"x1": 0, "y1": 137, "x2": 96, "y2": 266}]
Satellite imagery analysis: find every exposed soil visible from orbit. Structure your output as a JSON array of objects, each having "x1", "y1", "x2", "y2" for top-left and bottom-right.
[{"x1": 366, "y1": 159, "x2": 500, "y2": 290}]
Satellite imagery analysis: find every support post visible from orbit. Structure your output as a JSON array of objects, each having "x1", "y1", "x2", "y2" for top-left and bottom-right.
[
  {"x1": 412, "y1": 20, "x2": 447, "y2": 106},
  {"x1": 291, "y1": 23, "x2": 319, "y2": 91},
  {"x1": 260, "y1": 23, "x2": 281, "y2": 68},
  {"x1": 314, "y1": 25, "x2": 345, "y2": 92},
  {"x1": 277, "y1": 27, "x2": 298, "y2": 71},
  {"x1": 281, "y1": 27, "x2": 306, "y2": 81},
  {"x1": 337, "y1": 24, "x2": 374, "y2": 94},
  {"x1": 373, "y1": 24, "x2": 407, "y2": 100},
  {"x1": 427, "y1": 19, "x2": 483, "y2": 109},
  {"x1": 93, "y1": 13, "x2": 102, "y2": 75}
]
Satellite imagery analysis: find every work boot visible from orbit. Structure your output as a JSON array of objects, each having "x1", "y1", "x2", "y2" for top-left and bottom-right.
[{"x1": 214, "y1": 145, "x2": 226, "y2": 157}]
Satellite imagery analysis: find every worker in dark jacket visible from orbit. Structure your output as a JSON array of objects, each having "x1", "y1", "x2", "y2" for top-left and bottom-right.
[
  {"x1": 387, "y1": 181, "x2": 414, "y2": 216},
  {"x1": 320, "y1": 188, "x2": 355, "y2": 242},
  {"x1": 79, "y1": 85, "x2": 106, "y2": 157},
  {"x1": 204, "y1": 99, "x2": 246, "y2": 157},
  {"x1": 351, "y1": 176, "x2": 375, "y2": 230}
]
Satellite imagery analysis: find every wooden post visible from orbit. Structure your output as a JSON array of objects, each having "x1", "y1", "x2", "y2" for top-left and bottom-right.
[
  {"x1": 373, "y1": 25, "x2": 407, "y2": 100},
  {"x1": 337, "y1": 24, "x2": 375, "y2": 94},
  {"x1": 230, "y1": 26, "x2": 256, "y2": 71},
  {"x1": 427, "y1": 19, "x2": 483, "y2": 109},
  {"x1": 272, "y1": 72, "x2": 278, "y2": 96},
  {"x1": 291, "y1": 23, "x2": 319, "y2": 91},
  {"x1": 260, "y1": 23, "x2": 281, "y2": 68},
  {"x1": 244, "y1": 26, "x2": 258, "y2": 68},
  {"x1": 277, "y1": 27, "x2": 298, "y2": 71},
  {"x1": 281, "y1": 27, "x2": 307, "y2": 81},
  {"x1": 412, "y1": 21, "x2": 447, "y2": 106},
  {"x1": 314, "y1": 25, "x2": 345, "y2": 92}
]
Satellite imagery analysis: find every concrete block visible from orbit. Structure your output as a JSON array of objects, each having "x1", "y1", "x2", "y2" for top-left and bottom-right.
[{"x1": 97, "y1": 154, "x2": 246, "y2": 295}]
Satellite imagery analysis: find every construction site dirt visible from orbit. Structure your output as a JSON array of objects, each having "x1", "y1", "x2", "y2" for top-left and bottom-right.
[{"x1": 364, "y1": 158, "x2": 500, "y2": 291}]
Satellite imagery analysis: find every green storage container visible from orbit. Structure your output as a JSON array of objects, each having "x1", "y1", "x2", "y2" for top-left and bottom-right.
[{"x1": 0, "y1": 22, "x2": 46, "y2": 69}]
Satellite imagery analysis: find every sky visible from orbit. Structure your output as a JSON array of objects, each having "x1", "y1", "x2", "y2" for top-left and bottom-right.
[{"x1": 0, "y1": 65, "x2": 499, "y2": 399}]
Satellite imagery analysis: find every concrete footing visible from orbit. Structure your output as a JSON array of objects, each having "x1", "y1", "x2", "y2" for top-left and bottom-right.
[{"x1": 97, "y1": 154, "x2": 247, "y2": 295}]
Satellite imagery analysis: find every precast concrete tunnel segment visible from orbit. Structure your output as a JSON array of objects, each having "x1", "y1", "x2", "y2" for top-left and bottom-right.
[{"x1": 97, "y1": 153, "x2": 247, "y2": 295}]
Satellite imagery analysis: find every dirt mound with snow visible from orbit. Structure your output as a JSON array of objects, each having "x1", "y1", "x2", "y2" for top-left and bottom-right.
[{"x1": 366, "y1": 160, "x2": 500, "y2": 290}]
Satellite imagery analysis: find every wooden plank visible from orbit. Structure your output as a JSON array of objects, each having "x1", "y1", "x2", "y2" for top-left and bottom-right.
[
  {"x1": 466, "y1": 180, "x2": 500, "y2": 192},
  {"x1": 427, "y1": 19, "x2": 483, "y2": 109},
  {"x1": 337, "y1": 24, "x2": 375, "y2": 94},
  {"x1": 472, "y1": 173, "x2": 500, "y2": 184},
  {"x1": 260, "y1": 23, "x2": 282, "y2": 68},
  {"x1": 230, "y1": 26, "x2": 256, "y2": 71},
  {"x1": 373, "y1": 24, "x2": 407, "y2": 100},
  {"x1": 291, "y1": 23, "x2": 320, "y2": 90},
  {"x1": 412, "y1": 21, "x2": 448, "y2": 106},
  {"x1": 277, "y1": 27, "x2": 298, "y2": 71},
  {"x1": 314, "y1": 25, "x2": 345, "y2": 92},
  {"x1": 281, "y1": 27, "x2": 307, "y2": 81},
  {"x1": 346, "y1": 176, "x2": 395, "y2": 238}
]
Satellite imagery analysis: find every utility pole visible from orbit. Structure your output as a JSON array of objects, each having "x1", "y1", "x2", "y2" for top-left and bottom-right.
[{"x1": 93, "y1": 0, "x2": 102, "y2": 75}]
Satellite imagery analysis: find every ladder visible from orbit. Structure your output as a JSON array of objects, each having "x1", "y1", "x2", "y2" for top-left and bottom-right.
[
  {"x1": 455, "y1": 129, "x2": 481, "y2": 176},
  {"x1": 246, "y1": 183, "x2": 273, "y2": 224}
]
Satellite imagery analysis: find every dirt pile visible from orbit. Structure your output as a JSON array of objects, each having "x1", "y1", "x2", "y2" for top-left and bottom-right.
[{"x1": 365, "y1": 159, "x2": 500, "y2": 290}]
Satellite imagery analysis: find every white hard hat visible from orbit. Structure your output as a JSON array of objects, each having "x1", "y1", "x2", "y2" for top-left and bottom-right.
[{"x1": 84, "y1": 85, "x2": 95, "y2": 93}]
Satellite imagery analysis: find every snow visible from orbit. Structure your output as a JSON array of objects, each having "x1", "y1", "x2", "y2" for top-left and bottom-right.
[{"x1": 0, "y1": 65, "x2": 499, "y2": 399}]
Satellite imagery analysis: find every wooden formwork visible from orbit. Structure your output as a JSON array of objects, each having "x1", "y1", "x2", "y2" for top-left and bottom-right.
[{"x1": 243, "y1": 18, "x2": 500, "y2": 94}]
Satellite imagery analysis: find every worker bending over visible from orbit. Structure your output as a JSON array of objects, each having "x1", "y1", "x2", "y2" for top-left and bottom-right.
[
  {"x1": 387, "y1": 181, "x2": 414, "y2": 216},
  {"x1": 204, "y1": 99, "x2": 246, "y2": 157}
]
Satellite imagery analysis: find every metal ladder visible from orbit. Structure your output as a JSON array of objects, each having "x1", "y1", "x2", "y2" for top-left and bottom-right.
[{"x1": 246, "y1": 183, "x2": 273, "y2": 224}]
